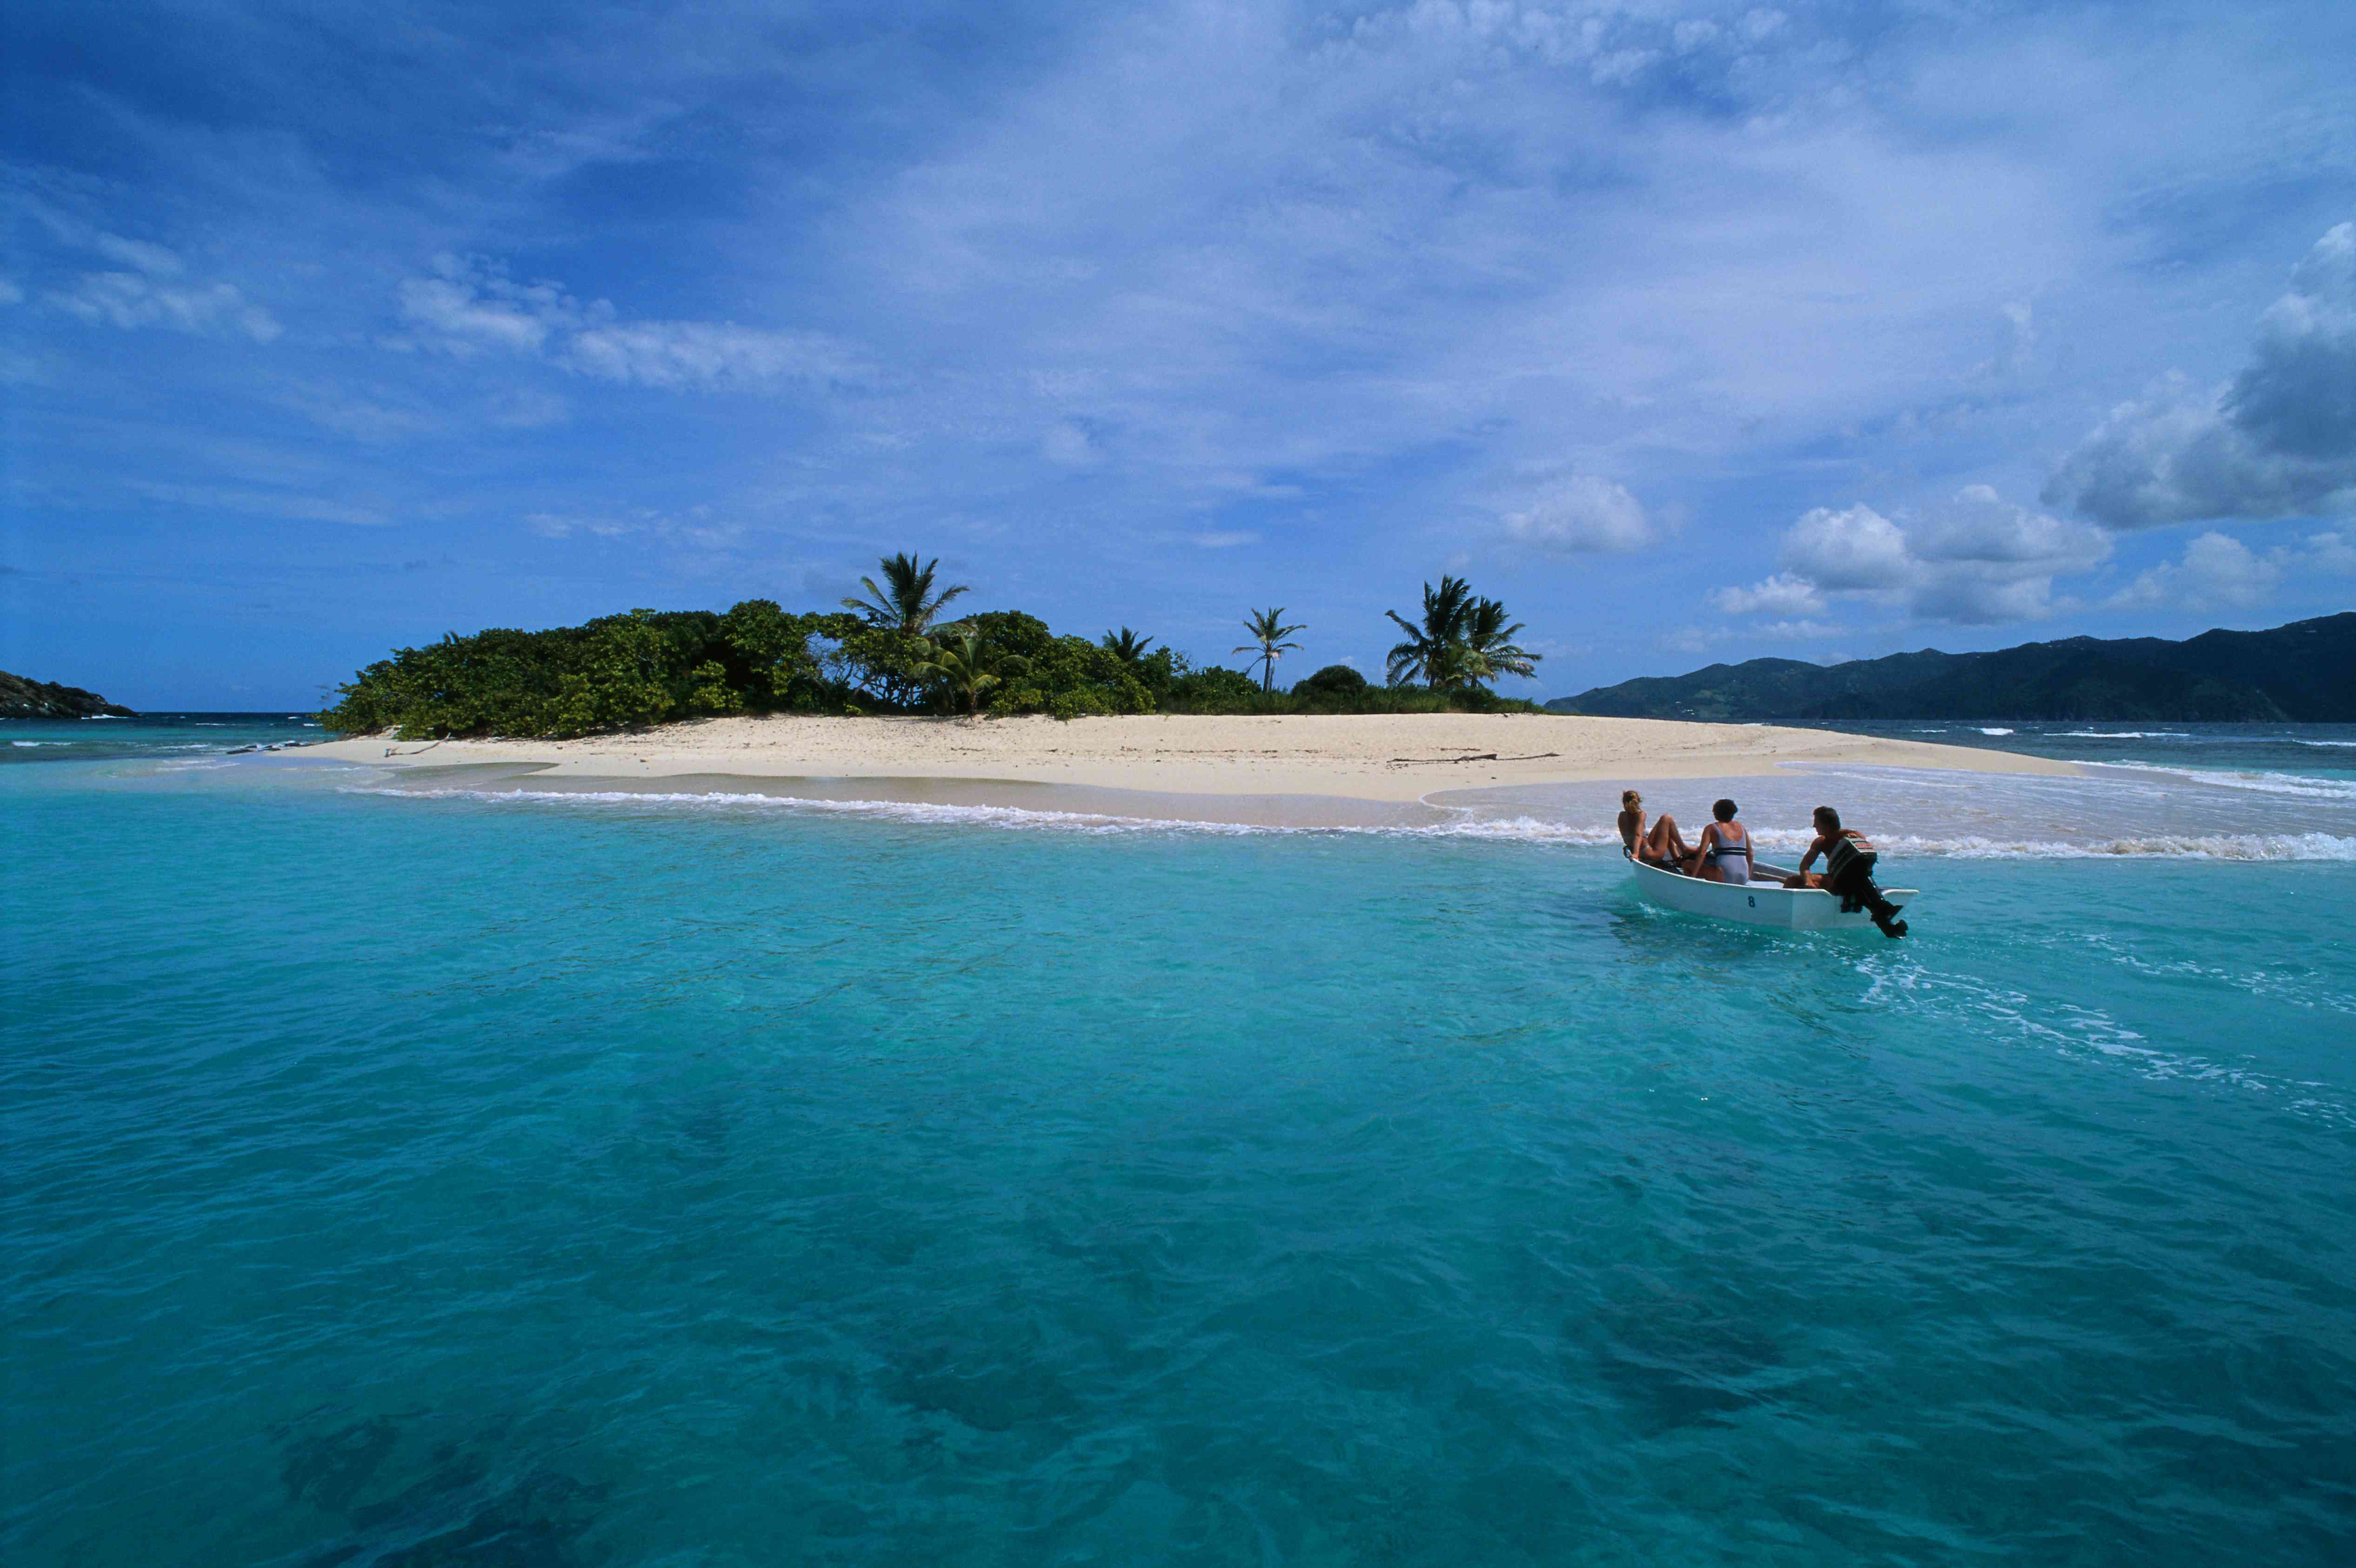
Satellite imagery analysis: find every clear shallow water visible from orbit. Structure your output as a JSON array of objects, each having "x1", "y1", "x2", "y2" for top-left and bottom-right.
[{"x1": 6, "y1": 743, "x2": 2356, "y2": 1565}]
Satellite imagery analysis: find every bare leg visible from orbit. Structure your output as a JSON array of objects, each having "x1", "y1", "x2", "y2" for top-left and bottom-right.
[{"x1": 1644, "y1": 814, "x2": 1689, "y2": 865}]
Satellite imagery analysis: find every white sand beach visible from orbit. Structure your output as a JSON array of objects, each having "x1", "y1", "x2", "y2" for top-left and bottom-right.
[{"x1": 307, "y1": 712, "x2": 2078, "y2": 808}]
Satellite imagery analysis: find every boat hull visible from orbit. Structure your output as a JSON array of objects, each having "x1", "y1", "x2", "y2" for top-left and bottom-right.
[{"x1": 1628, "y1": 857, "x2": 1917, "y2": 931}]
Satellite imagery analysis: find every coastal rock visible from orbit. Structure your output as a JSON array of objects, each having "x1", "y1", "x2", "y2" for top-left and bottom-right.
[{"x1": 0, "y1": 670, "x2": 137, "y2": 719}]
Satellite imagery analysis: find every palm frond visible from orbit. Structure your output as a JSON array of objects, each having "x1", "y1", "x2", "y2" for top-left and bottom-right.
[{"x1": 841, "y1": 551, "x2": 972, "y2": 635}]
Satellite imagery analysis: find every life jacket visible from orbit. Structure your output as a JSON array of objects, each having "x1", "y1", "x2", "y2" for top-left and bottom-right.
[{"x1": 1825, "y1": 832, "x2": 1877, "y2": 884}]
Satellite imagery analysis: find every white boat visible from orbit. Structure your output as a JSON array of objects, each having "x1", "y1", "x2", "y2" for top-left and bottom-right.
[{"x1": 1627, "y1": 856, "x2": 1918, "y2": 932}]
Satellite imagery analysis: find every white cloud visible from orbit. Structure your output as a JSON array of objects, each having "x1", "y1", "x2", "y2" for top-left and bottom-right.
[
  {"x1": 1909, "y1": 485, "x2": 2109, "y2": 572},
  {"x1": 1729, "y1": 487, "x2": 2112, "y2": 626},
  {"x1": 50, "y1": 271, "x2": 281, "y2": 343},
  {"x1": 1186, "y1": 530, "x2": 1259, "y2": 549},
  {"x1": 1502, "y1": 474, "x2": 1655, "y2": 553},
  {"x1": 395, "y1": 264, "x2": 574, "y2": 356},
  {"x1": 2111, "y1": 531, "x2": 2283, "y2": 612},
  {"x1": 2113, "y1": 526, "x2": 2356, "y2": 612},
  {"x1": 394, "y1": 254, "x2": 856, "y2": 392},
  {"x1": 1755, "y1": 618, "x2": 1844, "y2": 640},
  {"x1": 1778, "y1": 504, "x2": 1915, "y2": 591},
  {"x1": 1710, "y1": 572, "x2": 1823, "y2": 617},
  {"x1": 91, "y1": 234, "x2": 187, "y2": 278},
  {"x1": 565, "y1": 319, "x2": 854, "y2": 390},
  {"x1": 0, "y1": 278, "x2": 23, "y2": 306},
  {"x1": 2045, "y1": 216, "x2": 2356, "y2": 526},
  {"x1": 2302, "y1": 529, "x2": 2356, "y2": 575}
]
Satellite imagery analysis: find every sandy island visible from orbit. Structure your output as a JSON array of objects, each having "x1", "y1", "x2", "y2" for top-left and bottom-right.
[{"x1": 306, "y1": 713, "x2": 2077, "y2": 824}]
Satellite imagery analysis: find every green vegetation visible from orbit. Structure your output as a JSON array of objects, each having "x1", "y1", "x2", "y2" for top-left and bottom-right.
[
  {"x1": 320, "y1": 558, "x2": 1547, "y2": 738},
  {"x1": 1385, "y1": 574, "x2": 1539, "y2": 694},
  {"x1": 1547, "y1": 611, "x2": 2356, "y2": 723},
  {"x1": 1235, "y1": 607, "x2": 1307, "y2": 691}
]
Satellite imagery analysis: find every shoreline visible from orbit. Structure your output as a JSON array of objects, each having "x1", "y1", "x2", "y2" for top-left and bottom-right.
[{"x1": 305, "y1": 712, "x2": 2082, "y2": 821}]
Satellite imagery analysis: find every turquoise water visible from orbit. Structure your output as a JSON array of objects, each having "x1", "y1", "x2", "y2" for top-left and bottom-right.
[{"x1": 6, "y1": 735, "x2": 2356, "y2": 1564}]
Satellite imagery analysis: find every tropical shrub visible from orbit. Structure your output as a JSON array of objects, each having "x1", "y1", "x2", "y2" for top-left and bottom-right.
[{"x1": 1293, "y1": 664, "x2": 1370, "y2": 701}]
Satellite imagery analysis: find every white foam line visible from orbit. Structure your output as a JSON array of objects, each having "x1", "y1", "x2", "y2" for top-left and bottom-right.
[
  {"x1": 2074, "y1": 760, "x2": 2356, "y2": 801},
  {"x1": 344, "y1": 784, "x2": 1631, "y2": 844},
  {"x1": 339, "y1": 785, "x2": 2356, "y2": 859}
]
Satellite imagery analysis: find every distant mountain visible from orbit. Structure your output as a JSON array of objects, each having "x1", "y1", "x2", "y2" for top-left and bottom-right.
[
  {"x1": 0, "y1": 671, "x2": 137, "y2": 719},
  {"x1": 1544, "y1": 612, "x2": 2356, "y2": 723}
]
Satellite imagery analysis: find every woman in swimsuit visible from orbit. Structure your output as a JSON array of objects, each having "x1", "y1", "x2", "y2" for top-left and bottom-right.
[
  {"x1": 1617, "y1": 789, "x2": 1691, "y2": 870},
  {"x1": 1687, "y1": 797, "x2": 1753, "y2": 884}
]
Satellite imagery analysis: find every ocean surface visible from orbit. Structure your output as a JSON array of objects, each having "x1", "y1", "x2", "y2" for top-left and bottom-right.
[{"x1": 6, "y1": 716, "x2": 2354, "y2": 1565}]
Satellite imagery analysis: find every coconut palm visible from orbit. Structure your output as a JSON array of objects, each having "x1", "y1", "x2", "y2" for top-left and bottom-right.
[
  {"x1": 1235, "y1": 607, "x2": 1306, "y2": 692},
  {"x1": 1101, "y1": 627, "x2": 1157, "y2": 666},
  {"x1": 915, "y1": 628, "x2": 1025, "y2": 716},
  {"x1": 841, "y1": 552, "x2": 971, "y2": 635},
  {"x1": 1462, "y1": 597, "x2": 1541, "y2": 689},
  {"x1": 1383, "y1": 575, "x2": 1477, "y2": 689}
]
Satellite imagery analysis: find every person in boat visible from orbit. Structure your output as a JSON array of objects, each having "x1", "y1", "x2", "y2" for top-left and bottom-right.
[
  {"x1": 1785, "y1": 805, "x2": 1909, "y2": 939},
  {"x1": 1617, "y1": 789, "x2": 1691, "y2": 870},
  {"x1": 1685, "y1": 797, "x2": 1754, "y2": 884}
]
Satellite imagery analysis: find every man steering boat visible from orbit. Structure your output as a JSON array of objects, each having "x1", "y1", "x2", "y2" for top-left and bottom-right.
[{"x1": 1786, "y1": 805, "x2": 1909, "y2": 939}]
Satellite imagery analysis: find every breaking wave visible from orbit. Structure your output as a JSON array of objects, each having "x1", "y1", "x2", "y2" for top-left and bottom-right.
[
  {"x1": 2076, "y1": 762, "x2": 2356, "y2": 801},
  {"x1": 343, "y1": 785, "x2": 2356, "y2": 860}
]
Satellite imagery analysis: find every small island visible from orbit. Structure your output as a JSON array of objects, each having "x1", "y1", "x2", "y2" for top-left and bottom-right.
[
  {"x1": 307, "y1": 554, "x2": 2081, "y2": 805},
  {"x1": 0, "y1": 670, "x2": 136, "y2": 720}
]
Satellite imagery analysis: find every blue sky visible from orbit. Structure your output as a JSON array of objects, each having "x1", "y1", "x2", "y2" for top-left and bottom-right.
[{"x1": 3, "y1": 0, "x2": 2352, "y2": 709}]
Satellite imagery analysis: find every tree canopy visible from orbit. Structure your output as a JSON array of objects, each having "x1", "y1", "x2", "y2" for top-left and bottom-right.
[{"x1": 320, "y1": 557, "x2": 1544, "y2": 738}]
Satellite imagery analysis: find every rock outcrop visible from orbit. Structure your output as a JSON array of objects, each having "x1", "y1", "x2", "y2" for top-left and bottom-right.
[{"x1": 0, "y1": 670, "x2": 137, "y2": 719}]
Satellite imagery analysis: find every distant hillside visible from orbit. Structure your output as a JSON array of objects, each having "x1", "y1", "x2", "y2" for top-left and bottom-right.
[
  {"x1": 1545, "y1": 612, "x2": 2356, "y2": 723},
  {"x1": 0, "y1": 670, "x2": 136, "y2": 719}
]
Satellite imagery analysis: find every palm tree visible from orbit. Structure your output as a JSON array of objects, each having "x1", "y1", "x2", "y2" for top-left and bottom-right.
[
  {"x1": 1462, "y1": 597, "x2": 1541, "y2": 689},
  {"x1": 842, "y1": 552, "x2": 971, "y2": 635},
  {"x1": 1384, "y1": 575, "x2": 1477, "y2": 689},
  {"x1": 1101, "y1": 627, "x2": 1157, "y2": 666},
  {"x1": 1235, "y1": 607, "x2": 1306, "y2": 692},
  {"x1": 914, "y1": 628, "x2": 1026, "y2": 716}
]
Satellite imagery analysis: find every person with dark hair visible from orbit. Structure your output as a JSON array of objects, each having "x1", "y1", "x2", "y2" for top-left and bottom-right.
[
  {"x1": 1686, "y1": 797, "x2": 1753, "y2": 884},
  {"x1": 1617, "y1": 789, "x2": 1691, "y2": 870},
  {"x1": 1787, "y1": 806, "x2": 1909, "y2": 938}
]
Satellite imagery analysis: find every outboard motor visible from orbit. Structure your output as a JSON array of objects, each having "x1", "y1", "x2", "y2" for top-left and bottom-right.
[{"x1": 1825, "y1": 836, "x2": 1908, "y2": 939}]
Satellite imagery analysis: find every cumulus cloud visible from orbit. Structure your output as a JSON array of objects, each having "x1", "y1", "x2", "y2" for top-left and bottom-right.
[
  {"x1": 394, "y1": 254, "x2": 857, "y2": 392},
  {"x1": 1779, "y1": 503, "x2": 1916, "y2": 591},
  {"x1": 1709, "y1": 572, "x2": 1823, "y2": 617},
  {"x1": 2046, "y1": 217, "x2": 2356, "y2": 526},
  {"x1": 1721, "y1": 486, "x2": 2113, "y2": 628},
  {"x1": 1502, "y1": 474, "x2": 1656, "y2": 553},
  {"x1": 2114, "y1": 527, "x2": 2356, "y2": 612}
]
